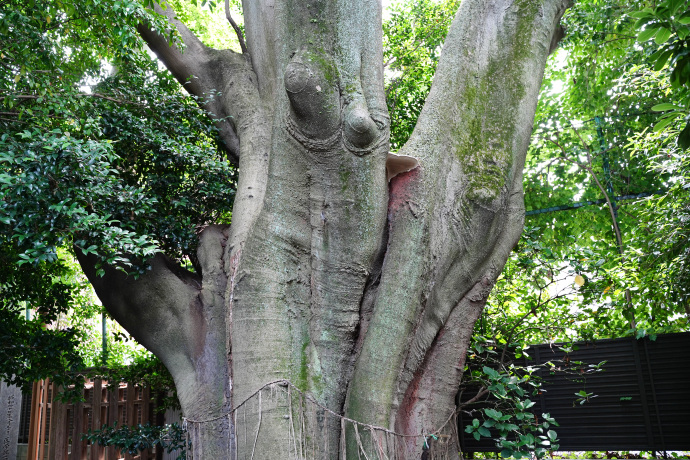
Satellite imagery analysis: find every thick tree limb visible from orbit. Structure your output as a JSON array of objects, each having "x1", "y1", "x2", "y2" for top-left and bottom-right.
[
  {"x1": 138, "y1": 3, "x2": 260, "y2": 165},
  {"x1": 345, "y1": 0, "x2": 570, "y2": 452},
  {"x1": 76, "y1": 225, "x2": 231, "y2": 425},
  {"x1": 76, "y1": 250, "x2": 201, "y2": 367},
  {"x1": 138, "y1": 3, "x2": 271, "y2": 254}
]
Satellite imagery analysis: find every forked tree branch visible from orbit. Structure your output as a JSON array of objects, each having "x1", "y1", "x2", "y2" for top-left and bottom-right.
[
  {"x1": 347, "y1": 0, "x2": 571, "y2": 450},
  {"x1": 75, "y1": 250, "x2": 201, "y2": 366}
]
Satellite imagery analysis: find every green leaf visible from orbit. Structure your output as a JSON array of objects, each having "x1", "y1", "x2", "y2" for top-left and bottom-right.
[
  {"x1": 638, "y1": 26, "x2": 660, "y2": 42},
  {"x1": 654, "y1": 116, "x2": 680, "y2": 132},
  {"x1": 630, "y1": 8, "x2": 654, "y2": 19},
  {"x1": 482, "y1": 365, "x2": 500, "y2": 379},
  {"x1": 678, "y1": 121, "x2": 690, "y2": 149},
  {"x1": 668, "y1": 0, "x2": 686, "y2": 14},
  {"x1": 654, "y1": 50, "x2": 674, "y2": 71},
  {"x1": 651, "y1": 103, "x2": 683, "y2": 112},
  {"x1": 484, "y1": 408, "x2": 502, "y2": 420},
  {"x1": 634, "y1": 16, "x2": 654, "y2": 29},
  {"x1": 654, "y1": 27, "x2": 673, "y2": 44}
]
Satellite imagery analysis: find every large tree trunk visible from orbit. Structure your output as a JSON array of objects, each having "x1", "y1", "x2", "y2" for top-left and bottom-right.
[{"x1": 80, "y1": 0, "x2": 569, "y2": 458}]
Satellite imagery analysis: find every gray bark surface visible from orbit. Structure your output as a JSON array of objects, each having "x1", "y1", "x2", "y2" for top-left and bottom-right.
[{"x1": 80, "y1": 0, "x2": 570, "y2": 458}]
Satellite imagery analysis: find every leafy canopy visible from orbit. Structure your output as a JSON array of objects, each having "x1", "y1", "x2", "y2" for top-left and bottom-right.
[{"x1": 1, "y1": 0, "x2": 236, "y2": 388}]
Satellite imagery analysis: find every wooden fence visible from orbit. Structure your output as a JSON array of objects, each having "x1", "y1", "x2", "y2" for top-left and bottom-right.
[{"x1": 26, "y1": 377, "x2": 155, "y2": 460}]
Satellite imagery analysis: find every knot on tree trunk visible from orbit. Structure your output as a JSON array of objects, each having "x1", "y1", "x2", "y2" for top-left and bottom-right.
[
  {"x1": 284, "y1": 48, "x2": 388, "y2": 156},
  {"x1": 284, "y1": 49, "x2": 341, "y2": 141},
  {"x1": 342, "y1": 101, "x2": 388, "y2": 155}
]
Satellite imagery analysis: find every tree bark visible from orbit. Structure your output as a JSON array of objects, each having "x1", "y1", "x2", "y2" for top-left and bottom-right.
[{"x1": 81, "y1": 0, "x2": 570, "y2": 458}]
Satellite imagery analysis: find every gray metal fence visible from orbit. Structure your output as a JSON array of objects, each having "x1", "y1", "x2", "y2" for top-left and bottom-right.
[{"x1": 458, "y1": 332, "x2": 690, "y2": 453}]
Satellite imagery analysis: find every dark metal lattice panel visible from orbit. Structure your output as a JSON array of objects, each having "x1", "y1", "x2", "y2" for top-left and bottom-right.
[
  {"x1": 458, "y1": 332, "x2": 690, "y2": 453},
  {"x1": 18, "y1": 389, "x2": 32, "y2": 444}
]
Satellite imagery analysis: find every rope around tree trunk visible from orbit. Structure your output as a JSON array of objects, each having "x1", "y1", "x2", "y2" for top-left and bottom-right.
[{"x1": 181, "y1": 379, "x2": 460, "y2": 459}]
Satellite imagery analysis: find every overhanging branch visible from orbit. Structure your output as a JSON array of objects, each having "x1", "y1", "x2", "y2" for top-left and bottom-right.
[
  {"x1": 76, "y1": 250, "x2": 202, "y2": 364},
  {"x1": 138, "y1": 2, "x2": 260, "y2": 164},
  {"x1": 76, "y1": 226, "x2": 231, "y2": 418}
]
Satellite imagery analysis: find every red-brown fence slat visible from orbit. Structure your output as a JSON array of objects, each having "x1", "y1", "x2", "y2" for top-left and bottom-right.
[
  {"x1": 37, "y1": 379, "x2": 50, "y2": 460},
  {"x1": 141, "y1": 386, "x2": 151, "y2": 460},
  {"x1": 26, "y1": 375, "x2": 159, "y2": 460},
  {"x1": 107, "y1": 386, "x2": 118, "y2": 460},
  {"x1": 70, "y1": 398, "x2": 84, "y2": 460},
  {"x1": 90, "y1": 379, "x2": 105, "y2": 460},
  {"x1": 26, "y1": 380, "x2": 42, "y2": 460},
  {"x1": 48, "y1": 385, "x2": 69, "y2": 460},
  {"x1": 124, "y1": 383, "x2": 135, "y2": 460}
]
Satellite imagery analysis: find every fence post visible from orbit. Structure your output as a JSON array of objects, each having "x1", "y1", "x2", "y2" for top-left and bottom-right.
[
  {"x1": 70, "y1": 399, "x2": 83, "y2": 460},
  {"x1": 68, "y1": 376, "x2": 91, "y2": 460},
  {"x1": 141, "y1": 386, "x2": 151, "y2": 460},
  {"x1": 26, "y1": 381, "x2": 42, "y2": 460},
  {"x1": 36, "y1": 380, "x2": 50, "y2": 460},
  {"x1": 24, "y1": 374, "x2": 158, "y2": 460},
  {"x1": 106, "y1": 385, "x2": 118, "y2": 460},
  {"x1": 124, "y1": 384, "x2": 135, "y2": 460}
]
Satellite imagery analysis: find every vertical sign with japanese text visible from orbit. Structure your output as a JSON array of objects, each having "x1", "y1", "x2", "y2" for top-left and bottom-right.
[{"x1": 0, "y1": 381, "x2": 22, "y2": 460}]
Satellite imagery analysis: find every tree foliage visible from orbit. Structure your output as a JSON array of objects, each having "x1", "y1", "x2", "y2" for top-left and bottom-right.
[
  {"x1": 0, "y1": 240, "x2": 84, "y2": 394},
  {"x1": 383, "y1": 0, "x2": 459, "y2": 150},
  {"x1": 1, "y1": 0, "x2": 235, "y2": 388}
]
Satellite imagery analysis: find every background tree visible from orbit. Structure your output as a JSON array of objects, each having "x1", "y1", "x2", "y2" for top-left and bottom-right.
[{"x1": 521, "y1": 0, "x2": 690, "y2": 337}]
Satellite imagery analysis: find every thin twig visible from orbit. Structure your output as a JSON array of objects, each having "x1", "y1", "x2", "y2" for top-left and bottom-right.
[
  {"x1": 458, "y1": 386, "x2": 489, "y2": 407},
  {"x1": 225, "y1": 0, "x2": 248, "y2": 54}
]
